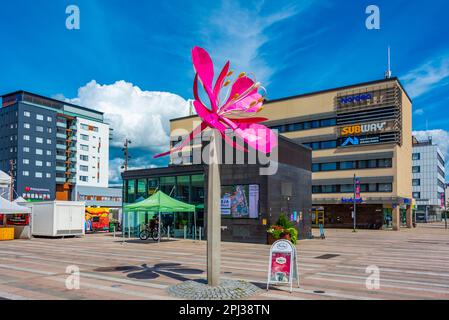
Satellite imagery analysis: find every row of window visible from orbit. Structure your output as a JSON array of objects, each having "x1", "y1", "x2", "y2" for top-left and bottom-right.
[
  {"x1": 270, "y1": 118, "x2": 336, "y2": 133},
  {"x1": 312, "y1": 183, "x2": 393, "y2": 194},
  {"x1": 413, "y1": 191, "x2": 446, "y2": 200},
  {"x1": 22, "y1": 171, "x2": 51, "y2": 178},
  {"x1": 23, "y1": 123, "x2": 53, "y2": 133},
  {"x1": 312, "y1": 158, "x2": 392, "y2": 172},
  {"x1": 23, "y1": 111, "x2": 52, "y2": 122},
  {"x1": 23, "y1": 135, "x2": 52, "y2": 145},
  {"x1": 303, "y1": 140, "x2": 337, "y2": 150},
  {"x1": 22, "y1": 159, "x2": 52, "y2": 167},
  {"x1": 22, "y1": 147, "x2": 52, "y2": 156},
  {"x1": 79, "y1": 195, "x2": 122, "y2": 202},
  {"x1": 80, "y1": 124, "x2": 99, "y2": 132}
]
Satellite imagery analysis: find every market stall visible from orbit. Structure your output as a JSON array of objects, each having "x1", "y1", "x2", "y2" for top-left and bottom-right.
[
  {"x1": 85, "y1": 207, "x2": 110, "y2": 232},
  {"x1": 124, "y1": 190, "x2": 196, "y2": 242},
  {"x1": 0, "y1": 196, "x2": 32, "y2": 240}
]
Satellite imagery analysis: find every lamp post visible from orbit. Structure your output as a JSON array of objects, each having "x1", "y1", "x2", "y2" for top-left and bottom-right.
[{"x1": 353, "y1": 174, "x2": 359, "y2": 233}]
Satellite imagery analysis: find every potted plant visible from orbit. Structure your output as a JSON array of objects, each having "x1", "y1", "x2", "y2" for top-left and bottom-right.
[{"x1": 266, "y1": 214, "x2": 298, "y2": 245}]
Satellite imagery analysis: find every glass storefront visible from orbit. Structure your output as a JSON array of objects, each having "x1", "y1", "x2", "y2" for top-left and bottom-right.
[{"x1": 123, "y1": 174, "x2": 205, "y2": 239}]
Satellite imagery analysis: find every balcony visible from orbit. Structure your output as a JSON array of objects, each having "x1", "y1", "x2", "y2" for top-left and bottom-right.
[
  {"x1": 56, "y1": 144, "x2": 66, "y2": 150},
  {"x1": 56, "y1": 122, "x2": 67, "y2": 128},
  {"x1": 56, "y1": 155, "x2": 66, "y2": 161},
  {"x1": 56, "y1": 133, "x2": 67, "y2": 139},
  {"x1": 56, "y1": 177, "x2": 66, "y2": 184},
  {"x1": 56, "y1": 166, "x2": 66, "y2": 172}
]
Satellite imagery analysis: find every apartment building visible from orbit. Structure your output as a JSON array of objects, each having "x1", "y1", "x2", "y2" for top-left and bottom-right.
[
  {"x1": 412, "y1": 136, "x2": 446, "y2": 222},
  {"x1": 0, "y1": 91, "x2": 110, "y2": 201}
]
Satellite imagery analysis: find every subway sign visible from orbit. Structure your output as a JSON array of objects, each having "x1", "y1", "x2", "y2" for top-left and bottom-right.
[
  {"x1": 339, "y1": 93, "x2": 372, "y2": 105},
  {"x1": 339, "y1": 121, "x2": 394, "y2": 137}
]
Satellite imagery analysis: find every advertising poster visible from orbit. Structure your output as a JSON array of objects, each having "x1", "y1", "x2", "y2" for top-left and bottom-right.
[
  {"x1": 270, "y1": 252, "x2": 292, "y2": 283},
  {"x1": 221, "y1": 184, "x2": 259, "y2": 218}
]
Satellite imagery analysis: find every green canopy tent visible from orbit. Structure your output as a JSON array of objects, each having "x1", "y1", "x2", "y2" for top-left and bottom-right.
[{"x1": 124, "y1": 190, "x2": 196, "y2": 243}]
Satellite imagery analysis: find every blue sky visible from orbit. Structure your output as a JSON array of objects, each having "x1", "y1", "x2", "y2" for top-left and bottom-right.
[{"x1": 1, "y1": 0, "x2": 449, "y2": 182}]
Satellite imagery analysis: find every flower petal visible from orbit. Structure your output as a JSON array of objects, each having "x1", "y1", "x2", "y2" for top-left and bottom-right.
[
  {"x1": 233, "y1": 123, "x2": 277, "y2": 154},
  {"x1": 191, "y1": 47, "x2": 214, "y2": 92}
]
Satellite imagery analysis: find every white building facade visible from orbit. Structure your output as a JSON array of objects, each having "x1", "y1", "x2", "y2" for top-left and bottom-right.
[
  {"x1": 412, "y1": 137, "x2": 446, "y2": 222},
  {"x1": 75, "y1": 118, "x2": 110, "y2": 187}
]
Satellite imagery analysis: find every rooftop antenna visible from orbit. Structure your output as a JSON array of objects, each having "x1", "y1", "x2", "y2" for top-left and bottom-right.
[{"x1": 385, "y1": 46, "x2": 392, "y2": 79}]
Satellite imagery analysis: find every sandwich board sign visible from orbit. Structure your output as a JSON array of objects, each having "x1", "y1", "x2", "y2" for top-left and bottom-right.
[{"x1": 267, "y1": 239, "x2": 299, "y2": 292}]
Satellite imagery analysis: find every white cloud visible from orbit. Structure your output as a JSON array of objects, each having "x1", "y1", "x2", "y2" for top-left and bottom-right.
[
  {"x1": 200, "y1": 1, "x2": 309, "y2": 84},
  {"x1": 109, "y1": 156, "x2": 158, "y2": 184},
  {"x1": 413, "y1": 108, "x2": 424, "y2": 116},
  {"x1": 60, "y1": 80, "x2": 191, "y2": 150},
  {"x1": 413, "y1": 129, "x2": 449, "y2": 162},
  {"x1": 403, "y1": 55, "x2": 449, "y2": 98}
]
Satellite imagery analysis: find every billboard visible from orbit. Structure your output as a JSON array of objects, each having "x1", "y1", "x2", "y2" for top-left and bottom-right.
[{"x1": 221, "y1": 184, "x2": 259, "y2": 218}]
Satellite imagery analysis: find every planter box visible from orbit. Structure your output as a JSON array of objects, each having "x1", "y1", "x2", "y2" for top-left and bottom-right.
[{"x1": 267, "y1": 233, "x2": 291, "y2": 245}]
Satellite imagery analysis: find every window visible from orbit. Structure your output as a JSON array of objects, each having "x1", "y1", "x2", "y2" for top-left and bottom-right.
[
  {"x1": 24, "y1": 111, "x2": 30, "y2": 117},
  {"x1": 24, "y1": 123, "x2": 30, "y2": 129},
  {"x1": 46, "y1": 161, "x2": 51, "y2": 167},
  {"x1": 378, "y1": 159, "x2": 392, "y2": 168},
  {"x1": 321, "y1": 163, "x2": 337, "y2": 171},
  {"x1": 36, "y1": 160, "x2": 43, "y2": 167},
  {"x1": 35, "y1": 172, "x2": 43, "y2": 178},
  {"x1": 23, "y1": 159, "x2": 29, "y2": 164},
  {"x1": 36, "y1": 149, "x2": 43, "y2": 155},
  {"x1": 46, "y1": 150, "x2": 52, "y2": 156},
  {"x1": 340, "y1": 184, "x2": 354, "y2": 193},
  {"x1": 47, "y1": 116, "x2": 52, "y2": 122},
  {"x1": 412, "y1": 153, "x2": 420, "y2": 160},
  {"x1": 46, "y1": 139, "x2": 51, "y2": 144},
  {"x1": 80, "y1": 144, "x2": 89, "y2": 151},
  {"x1": 412, "y1": 179, "x2": 421, "y2": 186},
  {"x1": 23, "y1": 135, "x2": 30, "y2": 141},
  {"x1": 413, "y1": 192, "x2": 421, "y2": 199},
  {"x1": 378, "y1": 183, "x2": 392, "y2": 192},
  {"x1": 22, "y1": 171, "x2": 29, "y2": 176},
  {"x1": 36, "y1": 114, "x2": 44, "y2": 121},
  {"x1": 80, "y1": 165, "x2": 88, "y2": 172},
  {"x1": 46, "y1": 173, "x2": 51, "y2": 178},
  {"x1": 80, "y1": 176, "x2": 88, "y2": 182},
  {"x1": 80, "y1": 155, "x2": 88, "y2": 161},
  {"x1": 36, "y1": 137, "x2": 43, "y2": 144},
  {"x1": 81, "y1": 124, "x2": 89, "y2": 130},
  {"x1": 321, "y1": 140, "x2": 337, "y2": 149},
  {"x1": 412, "y1": 166, "x2": 421, "y2": 173},
  {"x1": 80, "y1": 134, "x2": 89, "y2": 141},
  {"x1": 340, "y1": 161, "x2": 356, "y2": 170},
  {"x1": 36, "y1": 126, "x2": 43, "y2": 132},
  {"x1": 47, "y1": 128, "x2": 52, "y2": 134},
  {"x1": 23, "y1": 147, "x2": 29, "y2": 153},
  {"x1": 312, "y1": 163, "x2": 320, "y2": 172}
]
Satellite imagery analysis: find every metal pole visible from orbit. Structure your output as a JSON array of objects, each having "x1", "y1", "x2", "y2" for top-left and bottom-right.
[
  {"x1": 353, "y1": 174, "x2": 357, "y2": 232},
  {"x1": 158, "y1": 212, "x2": 161, "y2": 243},
  {"x1": 207, "y1": 129, "x2": 221, "y2": 286},
  {"x1": 444, "y1": 188, "x2": 447, "y2": 229}
]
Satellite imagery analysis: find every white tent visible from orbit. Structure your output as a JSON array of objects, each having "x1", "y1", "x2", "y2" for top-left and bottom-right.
[
  {"x1": 0, "y1": 170, "x2": 10, "y2": 187},
  {"x1": 0, "y1": 196, "x2": 31, "y2": 214},
  {"x1": 13, "y1": 197, "x2": 27, "y2": 204}
]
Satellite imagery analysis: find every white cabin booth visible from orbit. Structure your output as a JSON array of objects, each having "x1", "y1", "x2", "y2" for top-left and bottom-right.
[{"x1": 31, "y1": 201, "x2": 85, "y2": 237}]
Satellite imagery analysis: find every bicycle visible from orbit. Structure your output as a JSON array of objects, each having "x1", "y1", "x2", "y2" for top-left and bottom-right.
[{"x1": 139, "y1": 224, "x2": 160, "y2": 241}]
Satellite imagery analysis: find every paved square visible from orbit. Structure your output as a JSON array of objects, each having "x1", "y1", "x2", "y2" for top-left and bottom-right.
[{"x1": 0, "y1": 223, "x2": 448, "y2": 300}]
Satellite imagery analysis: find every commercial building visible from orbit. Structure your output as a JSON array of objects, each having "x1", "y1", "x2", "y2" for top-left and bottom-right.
[
  {"x1": 412, "y1": 136, "x2": 446, "y2": 222},
  {"x1": 122, "y1": 136, "x2": 312, "y2": 244},
  {"x1": 0, "y1": 91, "x2": 110, "y2": 201},
  {"x1": 165, "y1": 77, "x2": 413, "y2": 230}
]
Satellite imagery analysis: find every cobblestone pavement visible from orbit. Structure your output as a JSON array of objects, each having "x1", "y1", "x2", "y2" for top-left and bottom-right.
[{"x1": 0, "y1": 223, "x2": 449, "y2": 300}]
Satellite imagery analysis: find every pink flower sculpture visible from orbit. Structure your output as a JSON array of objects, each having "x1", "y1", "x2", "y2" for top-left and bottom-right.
[{"x1": 154, "y1": 46, "x2": 277, "y2": 159}]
